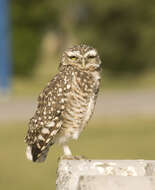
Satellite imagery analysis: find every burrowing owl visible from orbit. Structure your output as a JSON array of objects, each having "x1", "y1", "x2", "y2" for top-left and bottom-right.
[{"x1": 25, "y1": 44, "x2": 102, "y2": 162}]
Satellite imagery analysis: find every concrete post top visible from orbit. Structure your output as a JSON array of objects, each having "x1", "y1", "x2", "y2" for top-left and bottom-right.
[{"x1": 56, "y1": 159, "x2": 155, "y2": 190}]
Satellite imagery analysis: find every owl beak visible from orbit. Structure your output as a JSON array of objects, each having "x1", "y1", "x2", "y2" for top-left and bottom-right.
[{"x1": 82, "y1": 59, "x2": 85, "y2": 68}]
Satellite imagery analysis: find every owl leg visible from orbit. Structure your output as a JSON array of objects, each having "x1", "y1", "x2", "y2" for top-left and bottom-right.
[
  {"x1": 59, "y1": 144, "x2": 86, "y2": 160},
  {"x1": 62, "y1": 144, "x2": 72, "y2": 156}
]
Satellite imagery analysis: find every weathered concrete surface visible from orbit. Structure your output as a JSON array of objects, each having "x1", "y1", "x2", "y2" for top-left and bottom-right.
[
  {"x1": 78, "y1": 176, "x2": 155, "y2": 190},
  {"x1": 56, "y1": 160, "x2": 155, "y2": 190}
]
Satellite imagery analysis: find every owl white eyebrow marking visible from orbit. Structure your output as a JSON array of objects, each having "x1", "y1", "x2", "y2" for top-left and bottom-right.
[
  {"x1": 66, "y1": 50, "x2": 81, "y2": 57},
  {"x1": 84, "y1": 49, "x2": 97, "y2": 57}
]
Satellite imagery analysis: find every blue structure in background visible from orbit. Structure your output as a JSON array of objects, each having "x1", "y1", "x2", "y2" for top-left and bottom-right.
[{"x1": 0, "y1": 0, "x2": 11, "y2": 95}]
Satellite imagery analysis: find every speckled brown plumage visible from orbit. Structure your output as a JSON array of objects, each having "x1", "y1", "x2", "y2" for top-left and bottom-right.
[{"x1": 25, "y1": 44, "x2": 102, "y2": 162}]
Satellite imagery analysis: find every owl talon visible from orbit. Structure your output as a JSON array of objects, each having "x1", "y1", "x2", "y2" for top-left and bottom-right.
[
  {"x1": 73, "y1": 155, "x2": 86, "y2": 160},
  {"x1": 59, "y1": 155, "x2": 74, "y2": 160},
  {"x1": 59, "y1": 155, "x2": 86, "y2": 160}
]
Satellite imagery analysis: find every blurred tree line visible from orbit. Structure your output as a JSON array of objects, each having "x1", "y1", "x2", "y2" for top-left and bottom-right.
[{"x1": 11, "y1": 0, "x2": 155, "y2": 77}]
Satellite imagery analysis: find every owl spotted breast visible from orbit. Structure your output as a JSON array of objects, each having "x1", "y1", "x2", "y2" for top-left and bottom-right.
[{"x1": 25, "y1": 44, "x2": 102, "y2": 162}]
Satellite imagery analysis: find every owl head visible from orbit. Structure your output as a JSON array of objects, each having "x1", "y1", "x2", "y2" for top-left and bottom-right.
[{"x1": 60, "y1": 44, "x2": 101, "y2": 71}]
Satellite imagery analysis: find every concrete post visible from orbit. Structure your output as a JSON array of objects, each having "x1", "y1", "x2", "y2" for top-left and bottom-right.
[{"x1": 56, "y1": 160, "x2": 155, "y2": 190}]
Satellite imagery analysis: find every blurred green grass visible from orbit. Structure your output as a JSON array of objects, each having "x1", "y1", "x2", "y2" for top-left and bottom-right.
[{"x1": 0, "y1": 116, "x2": 155, "y2": 190}]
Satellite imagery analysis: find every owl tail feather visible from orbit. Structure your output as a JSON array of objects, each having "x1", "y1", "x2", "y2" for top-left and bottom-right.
[{"x1": 26, "y1": 145, "x2": 49, "y2": 162}]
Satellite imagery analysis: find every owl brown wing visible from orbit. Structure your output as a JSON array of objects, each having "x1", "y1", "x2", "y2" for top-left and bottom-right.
[{"x1": 25, "y1": 71, "x2": 71, "y2": 162}]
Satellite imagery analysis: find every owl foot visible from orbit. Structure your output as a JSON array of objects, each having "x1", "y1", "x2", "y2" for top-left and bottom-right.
[
  {"x1": 59, "y1": 155, "x2": 86, "y2": 160},
  {"x1": 73, "y1": 155, "x2": 86, "y2": 160}
]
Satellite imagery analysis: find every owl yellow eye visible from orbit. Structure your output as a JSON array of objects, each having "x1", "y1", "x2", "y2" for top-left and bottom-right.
[{"x1": 70, "y1": 56, "x2": 77, "y2": 60}]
